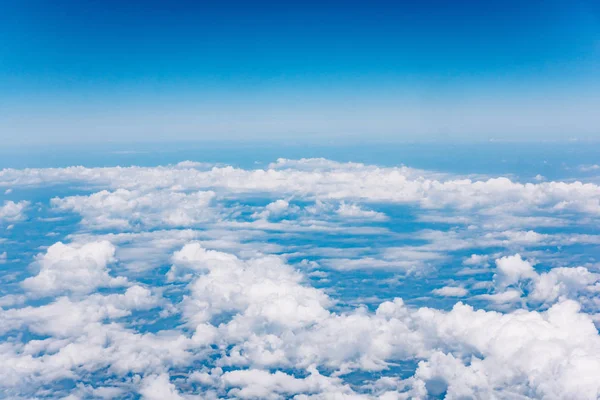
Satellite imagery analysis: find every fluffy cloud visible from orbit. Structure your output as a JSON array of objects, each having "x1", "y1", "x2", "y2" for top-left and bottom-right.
[
  {"x1": 251, "y1": 199, "x2": 293, "y2": 220},
  {"x1": 336, "y1": 202, "x2": 387, "y2": 221},
  {"x1": 173, "y1": 243, "x2": 331, "y2": 331},
  {"x1": 3, "y1": 240, "x2": 600, "y2": 399},
  {"x1": 220, "y1": 368, "x2": 354, "y2": 399},
  {"x1": 3, "y1": 159, "x2": 600, "y2": 222},
  {"x1": 494, "y1": 254, "x2": 537, "y2": 289},
  {"x1": 52, "y1": 189, "x2": 216, "y2": 229},
  {"x1": 139, "y1": 374, "x2": 185, "y2": 400},
  {"x1": 478, "y1": 254, "x2": 600, "y2": 309},
  {"x1": 0, "y1": 285, "x2": 158, "y2": 337},
  {"x1": 410, "y1": 300, "x2": 600, "y2": 399},
  {"x1": 2, "y1": 158, "x2": 600, "y2": 399},
  {"x1": 169, "y1": 245, "x2": 600, "y2": 399},
  {"x1": 0, "y1": 200, "x2": 29, "y2": 223},
  {"x1": 432, "y1": 286, "x2": 468, "y2": 297},
  {"x1": 22, "y1": 241, "x2": 126, "y2": 296}
]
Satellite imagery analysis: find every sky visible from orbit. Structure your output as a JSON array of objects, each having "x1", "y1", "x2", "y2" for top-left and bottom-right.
[
  {"x1": 0, "y1": 0, "x2": 599, "y2": 144},
  {"x1": 3, "y1": 3, "x2": 600, "y2": 397}
]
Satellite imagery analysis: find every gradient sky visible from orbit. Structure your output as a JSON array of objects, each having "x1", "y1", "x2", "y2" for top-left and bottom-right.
[{"x1": 1, "y1": 0, "x2": 599, "y2": 145}]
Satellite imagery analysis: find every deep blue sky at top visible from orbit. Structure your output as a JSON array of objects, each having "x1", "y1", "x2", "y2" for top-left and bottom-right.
[{"x1": 1, "y1": 0, "x2": 599, "y2": 145}]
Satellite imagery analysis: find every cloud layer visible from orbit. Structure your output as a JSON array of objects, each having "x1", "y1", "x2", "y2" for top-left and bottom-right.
[{"x1": 1, "y1": 158, "x2": 599, "y2": 399}]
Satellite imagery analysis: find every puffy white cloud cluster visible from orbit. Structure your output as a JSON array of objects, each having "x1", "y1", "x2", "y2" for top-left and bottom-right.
[
  {"x1": 52, "y1": 189, "x2": 216, "y2": 229},
  {"x1": 432, "y1": 286, "x2": 468, "y2": 297},
  {"x1": 2, "y1": 158, "x2": 600, "y2": 399},
  {"x1": 2, "y1": 159, "x2": 600, "y2": 223},
  {"x1": 406, "y1": 300, "x2": 600, "y2": 400},
  {"x1": 336, "y1": 202, "x2": 388, "y2": 221},
  {"x1": 1, "y1": 240, "x2": 600, "y2": 399},
  {"x1": 172, "y1": 243, "x2": 331, "y2": 332},
  {"x1": 477, "y1": 254, "x2": 600, "y2": 308},
  {"x1": 22, "y1": 241, "x2": 126, "y2": 296},
  {"x1": 251, "y1": 199, "x2": 294, "y2": 220},
  {"x1": 0, "y1": 200, "x2": 29, "y2": 224},
  {"x1": 164, "y1": 245, "x2": 600, "y2": 399}
]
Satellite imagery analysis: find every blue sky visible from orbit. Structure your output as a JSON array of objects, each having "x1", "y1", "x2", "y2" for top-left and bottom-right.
[
  {"x1": 1, "y1": 0, "x2": 599, "y2": 144},
  {"x1": 4, "y1": 4, "x2": 600, "y2": 398}
]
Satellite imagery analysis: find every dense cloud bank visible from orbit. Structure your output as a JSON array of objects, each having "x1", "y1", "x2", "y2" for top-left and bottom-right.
[{"x1": 1, "y1": 159, "x2": 599, "y2": 399}]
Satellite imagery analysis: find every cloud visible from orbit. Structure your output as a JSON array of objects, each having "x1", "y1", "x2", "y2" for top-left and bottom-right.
[
  {"x1": 251, "y1": 199, "x2": 293, "y2": 220},
  {"x1": 432, "y1": 286, "x2": 468, "y2": 297},
  {"x1": 139, "y1": 374, "x2": 185, "y2": 400},
  {"x1": 493, "y1": 254, "x2": 537, "y2": 290},
  {"x1": 462, "y1": 254, "x2": 490, "y2": 266},
  {"x1": 2, "y1": 158, "x2": 600, "y2": 398},
  {"x1": 52, "y1": 189, "x2": 216, "y2": 230},
  {"x1": 174, "y1": 243, "x2": 331, "y2": 331},
  {"x1": 3, "y1": 159, "x2": 600, "y2": 223},
  {"x1": 336, "y1": 202, "x2": 388, "y2": 221},
  {"x1": 478, "y1": 254, "x2": 600, "y2": 309},
  {"x1": 3, "y1": 241, "x2": 600, "y2": 398},
  {"x1": 220, "y1": 367, "x2": 354, "y2": 399},
  {"x1": 410, "y1": 300, "x2": 600, "y2": 399},
  {"x1": 0, "y1": 200, "x2": 29, "y2": 223},
  {"x1": 579, "y1": 164, "x2": 600, "y2": 172},
  {"x1": 22, "y1": 241, "x2": 127, "y2": 296}
]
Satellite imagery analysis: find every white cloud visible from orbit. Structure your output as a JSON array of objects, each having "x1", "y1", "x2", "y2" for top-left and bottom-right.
[
  {"x1": 139, "y1": 374, "x2": 185, "y2": 400},
  {"x1": 0, "y1": 285, "x2": 158, "y2": 337},
  {"x1": 493, "y1": 254, "x2": 537, "y2": 290},
  {"x1": 2, "y1": 241, "x2": 600, "y2": 399},
  {"x1": 22, "y1": 241, "x2": 127, "y2": 296},
  {"x1": 579, "y1": 164, "x2": 600, "y2": 172},
  {"x1": 174, "y1": 243, "x2": 331, "y2": 331},
  {"x1": 479, "y1": 254, "x2": 600, "y2": 308},
  {"x1": 336, "y1": 202, "x2": 387, "y2": 221},
  {"x1": 462, "y1": 254, "x2": 490, "y2": 266},
  {"x1": 252, "y1": 199, "x2": 293, "y2": 220},
  {"x1": 530, "y1": 266, "x2": 599, "y2": 304},
  {"x1": 410, "y1": 300, "x2": 600, "y2": 399},
  {"x1": 0, "y1": 200, "x2": 29, "y2": 223},
  {"x1": 221, "y1": 367, "x2": 355, "y2": 399},
  {"x1": 52, "y1": 189, "x2": 216, "y2": 230},
  {"x1": 3, "y1": 158, "x2": 600, "y2": 398},
  {"x1": 3, "y1": 159, "x2": 600, "y2": 222},
  {"x1": 432, "y1": 286, "x2": 468, "y2": 297}
]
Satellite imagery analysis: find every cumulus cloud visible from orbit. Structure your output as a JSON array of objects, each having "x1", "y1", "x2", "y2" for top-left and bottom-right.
[
  {"x1": 3, "y1": 240, "x2": 600, "y2": 398},
  {"x1": 336, "y1": 202, "x2": 387, "y2": 221},
  {"x1": 139, "y1": 374, "x2": 185, "y2": 400},
  {"x1": 52, "y1": 189, "x2": 216, "y2": 229},
  {"x1": 462, "y1": 254, "x2": 490, "y2": 266},
  {"x1": 2, "y1": 158, "x2": 600, "y2": 399},
  {"x1": 22, "y1": 241, "x2": 127, "y2": 296},
  {"x1": 494, "y1": 253, "x2": 537, "y2": 290},
  {"x1": 174, "y1": 243, "x2": 331, "y2": 331},
  {"x1": 251, "y1": 199, "x2": 293, "y2": 220},
  {"x1": 0, "y1": 200, "x2": 29, "y2": 223},
  {"x1": 3, "y1": 159, "x2": 600, "y2": 222},
  {"x1": 478, "y1": 254, "x2": 600, "y2": 309},
  {"x1": 410, "y1": 300, "x2": 600, "y2": 399},
  {"x1": 220, "y1": 367, "x2": 354, "y2": 399}
]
